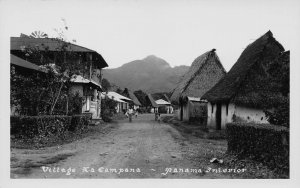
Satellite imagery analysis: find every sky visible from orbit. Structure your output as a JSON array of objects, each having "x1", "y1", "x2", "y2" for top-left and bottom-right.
[{"x1": 1, "y1": 0, "x2": 300, "y2": 71}]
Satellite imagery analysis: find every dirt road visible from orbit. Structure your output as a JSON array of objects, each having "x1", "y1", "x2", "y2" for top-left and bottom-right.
[{"x1": 11, "y1": 114, "x2": 231, "y2": 179}]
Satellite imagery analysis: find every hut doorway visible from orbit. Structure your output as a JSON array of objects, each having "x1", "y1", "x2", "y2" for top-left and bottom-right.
[
  {"x1": 180, "y1": 103, "x2": 183, "y2": 121},
  {"x1": 216, "y1": 103, "x2": 222, "y2": 130}
]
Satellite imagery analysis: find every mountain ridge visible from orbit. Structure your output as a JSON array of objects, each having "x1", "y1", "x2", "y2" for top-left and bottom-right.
[{"x1": 102, "y1": 55, "x2": 189, "y2": 93}]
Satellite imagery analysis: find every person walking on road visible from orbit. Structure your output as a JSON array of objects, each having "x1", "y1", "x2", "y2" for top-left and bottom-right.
[
  {"x1": 128, "y1": 107, "x2": 134, "y2": 122},
  {"x1": 157, "y1": 113, "x2": 161, "y2": 123}
]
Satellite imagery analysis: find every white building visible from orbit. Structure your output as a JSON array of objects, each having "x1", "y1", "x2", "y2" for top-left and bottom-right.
[{"x1": 102, "y1": 91, "x2": 132, "y2": 113}]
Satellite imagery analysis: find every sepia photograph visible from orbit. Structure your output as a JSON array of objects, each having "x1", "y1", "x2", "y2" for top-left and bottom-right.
[{"x1": 0, "y1": 0, "x2": 300, "y2": 186}]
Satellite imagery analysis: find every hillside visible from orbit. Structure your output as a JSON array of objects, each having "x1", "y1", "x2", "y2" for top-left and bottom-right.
[{"x1": 102, "y1": 55, "x2": 189, "y2": 93}]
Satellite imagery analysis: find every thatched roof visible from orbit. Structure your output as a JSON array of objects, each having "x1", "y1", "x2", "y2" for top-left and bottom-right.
[
  {"x1": 11, "y1": 37, "x2": 108, "y2": 69},
  {"x1": 128, "y1": 91, "x2": 142, "y2": 106},
  {"x1": 146, "y1": 94, "x2": 159, "y2": 108},
  {"x1": 202, "y1": 31, "x2": 288, "y2": 108},
  {"x1": 170, "y1": 49, "x2": 226, "y2": 103},
  {"x1": 151, "y1": 92, "x2": 171, "y2": 102}
]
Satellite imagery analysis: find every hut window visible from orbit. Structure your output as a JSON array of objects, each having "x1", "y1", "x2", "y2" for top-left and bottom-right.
[{"x1": 211, "y1": 104, "x2": 214, "y2": 113}]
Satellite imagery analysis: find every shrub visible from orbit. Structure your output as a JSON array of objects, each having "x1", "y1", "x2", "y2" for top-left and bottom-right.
[
  {"x1": 101, "y1": 96, "x2": 117, "y2": 122},
  {"x1": 158, "y1": 106, "x2": 167, "y2": 114},
  {"x1": 68, "y1": 92, "x2": 84, "y2": 115},
  {"x1": 70, "y1": 114, "x2": 90, "y2": 132},
  {"x1": 226, "y1": 123, "x2": 289, "y2": 173},
  {"x1": 264, "y1": 98, "x2": 289, "y2": 128},
  {"x1": 11, "y1": 115, "x2": 72, "y2": 139}
]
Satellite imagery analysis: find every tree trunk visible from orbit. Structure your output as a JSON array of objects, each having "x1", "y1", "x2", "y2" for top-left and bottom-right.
[
  {"x1": 66, "y1": 95, "x2": 69, "y2": 115},
  {"x1": 50, "y1": 81, "x2": 64, "y2": 115}
]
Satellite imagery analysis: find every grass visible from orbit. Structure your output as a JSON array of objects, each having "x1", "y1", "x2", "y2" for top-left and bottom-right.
[
  {"x1": 162, "y1": 116, "x2": 226, "y2": 140},
  {"x1": 11, "y1": 121, "x2": 115, "y2": 149}
]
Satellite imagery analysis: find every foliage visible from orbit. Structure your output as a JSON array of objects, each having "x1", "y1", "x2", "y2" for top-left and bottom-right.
[
  {"x1": 10, "y1": 66, "x2": 68, "y2": 116},
  {"x1": 69, "y1": 114, "x2": 90, "y2": 132},
  {"x1": 11, "y1": 115, "x2": 90, "y2": 138},
  {"x1": 101, "y1": 78, "x2": 111, "y2": 92},
  {"x1": 263, "y1": 52, "x2": 289, "y2": 127},
  {"x1": 67, "y1": 92, "x2": 84, "y2": 115},
  {"x1": 265, "y1": 98, "x2": 289, "y2": 128},
  {"x1": 226, "y1": 123, "x2": 289, "y2": 174},
  {"x1": 101, "y1": 96, "x2": 118, "y2": 122},
  {"x1": 158, "y1": 106, "x2": 167, "y2": 114},
  {"x1": 11, "y1": 27, "x2": 94, "y2": 116},
  {"x1": 115, "y1": 87, "x2": 123, "y2": 94},
  {"x1": 122, "y1": 88, "x2": 130, "y2": 98},
  {"x1": 10, "y1": 115, "x2": 72, "y2": 139},
  {"x1": 122, "y1": 88, "x2": 134, "y2": 108}
]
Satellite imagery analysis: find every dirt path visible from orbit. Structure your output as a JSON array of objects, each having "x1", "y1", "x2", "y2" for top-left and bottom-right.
[{"x1": 11, "y1": 114, "x2": 232, "y2": 179}]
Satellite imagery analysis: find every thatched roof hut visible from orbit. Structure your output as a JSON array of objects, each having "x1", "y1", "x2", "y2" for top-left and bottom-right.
[
  {"x1": 128, "y1": 90, "x2": 142, "y2": 106},
  {"x1": 170, "y1": 49, "x2": 226, "y2": 103},
  {"x1": 146, "y1": 94, "x2": 159, "y2": 108},
  {"x1": 202, "y1": 31, "x2": 289, "y2": 108}
]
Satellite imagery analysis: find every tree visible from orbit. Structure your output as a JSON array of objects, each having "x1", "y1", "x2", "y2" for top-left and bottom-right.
[
  {"x1": 122, "y1": 88, "x2": 130, "y2": 98},
  {"x1": 102, "y1": 78, "x2": 111, "y2": 92},
  {"x1": 263, "y1": 52, "x2": 290, "y2": 127},
  {"x1": 115, "y1": 87, "x2": 123, "y2": 94},
  {"x1": 101, "y1": 96, "x2": 117, "y2": 122}
]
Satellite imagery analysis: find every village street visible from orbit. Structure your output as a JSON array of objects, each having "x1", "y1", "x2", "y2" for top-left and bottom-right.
[{"x1": 11, "y1": 114, "x2": 233, "y2": 179}]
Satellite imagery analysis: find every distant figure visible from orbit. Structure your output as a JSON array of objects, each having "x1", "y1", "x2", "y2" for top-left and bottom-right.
[
  {"x1": 135, "y1": 110, "x2": 138, "y2": 118},
  {"x1": 128, "y1": 108, "x2": 134, "y2": 122},
  {"x1": 157, "y1": 113, "x2": 161, "y2": 123},
  {"x1": 155, "y1": 112, "x2": 158, "y2": 121}
]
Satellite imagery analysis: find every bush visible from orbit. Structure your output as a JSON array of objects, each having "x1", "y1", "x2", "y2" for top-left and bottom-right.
[
  {"x1": 70, "y1": 114, "x2": 90, "y2": 132},
  {"x1": 68, "y1": 92, "x2": 84, "y2": 115},
  {"x1": 11, "y1": 115, "x2": 72, "y2": 139},
  {"x1": 226, "y1": 123, "x2": 289, "y2": 173},
  {"x1": 264, "y1": 98, "x2": 289, "y2": 128},
  {"x1": 101, "y1": 96, "x2": 117, "y2": 122}
]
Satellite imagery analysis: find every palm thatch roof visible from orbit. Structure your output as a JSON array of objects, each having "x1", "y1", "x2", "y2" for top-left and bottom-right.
[
  {"x1": 170, "y1": 49, "x2": 226, "y2": 103},
  {"x1": 11, "y1": 37, "x2": 108, "y2": 69},
  {"x1": 202, "y1": 31, "x2": 288, "y2": 108},
  {"x1": 128, "y1": 91, "x2": 142, "y2": 106},
  {"x1": 146, "y1": 94, "x2": 159, "y2": 108}
]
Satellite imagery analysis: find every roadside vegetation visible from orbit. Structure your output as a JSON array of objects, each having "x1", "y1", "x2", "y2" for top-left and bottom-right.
[{"x1": 161, "y1": 115, "x2": 288, "y2": 179}]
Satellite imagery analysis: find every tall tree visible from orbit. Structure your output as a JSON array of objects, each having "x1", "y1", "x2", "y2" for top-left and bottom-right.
[{"x1": 102, "y1": 78, "x2": 111, "y2": 92}]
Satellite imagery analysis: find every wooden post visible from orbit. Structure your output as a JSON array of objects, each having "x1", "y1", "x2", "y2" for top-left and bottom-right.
[{"x1": 89, "y1": 53, "x2": 92, "y2": 81}]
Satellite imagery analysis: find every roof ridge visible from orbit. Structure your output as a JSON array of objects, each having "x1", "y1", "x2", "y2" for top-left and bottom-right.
[
  {"x1": 11, "y1": 37, "x2": 96, "y2": 52},
  {"x1": 180, "y1": 50, "x2": 216, "y2": 95}
]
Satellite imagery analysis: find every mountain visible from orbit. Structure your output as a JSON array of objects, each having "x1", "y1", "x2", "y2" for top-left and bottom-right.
[{"x1": 102, "y1": 55, "x2": 189, "y2": 93}]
